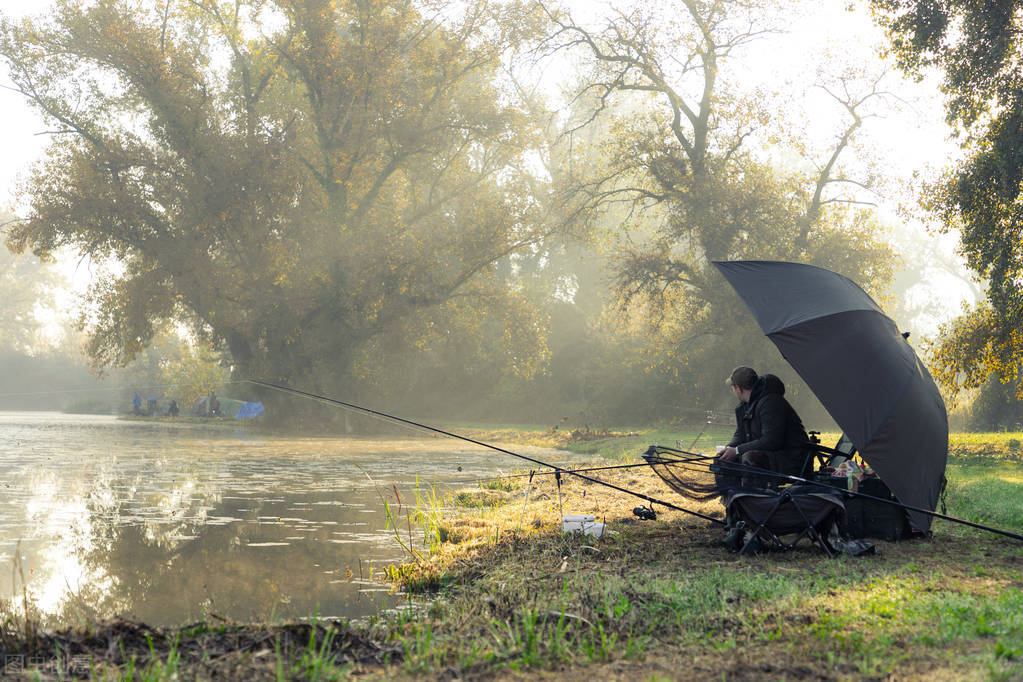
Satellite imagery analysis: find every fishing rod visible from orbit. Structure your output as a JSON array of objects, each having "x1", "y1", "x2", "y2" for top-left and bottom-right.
[
  {"x1": 245, "y1": 379, "x2": 725, "y2": 525},
  {"x1": 687, "y1": 419, "x2": 713, "y2": 451},
  {"x1": 642, "y1": 449, "x2": 1023, "y2": 543},
  {"x1": 431, "y1": 449, "x2": 720, "y2": 491},
  {"x1": 421, "y1": 451, "x2": 722, "y2": 487},
  {"x1": 645, "y1": 444, "x2": 719, "y2": 459},
  {"x1": 430, "y1": 461, "x2": 666, "y2": 487},
  {"x1": 397, "y1": 461, "x2": 663, "y2": 487},
  {"x1": 470, "y1": 455, "x2": 719, "y2": 483}
]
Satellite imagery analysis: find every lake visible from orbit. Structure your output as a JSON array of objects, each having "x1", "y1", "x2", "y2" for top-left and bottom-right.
[{"x1": 0, "y1": 411, "x2": 571, "y2": 626}]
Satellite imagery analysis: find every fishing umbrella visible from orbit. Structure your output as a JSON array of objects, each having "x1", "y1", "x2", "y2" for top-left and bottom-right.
[{"x1": 713, "y1": 260, "x2": 948, "y2": 532}]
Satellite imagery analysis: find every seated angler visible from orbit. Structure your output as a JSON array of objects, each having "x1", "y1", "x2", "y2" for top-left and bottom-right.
[{"x1": 716, "y1": 366, "x2": 809, "y2": 489}]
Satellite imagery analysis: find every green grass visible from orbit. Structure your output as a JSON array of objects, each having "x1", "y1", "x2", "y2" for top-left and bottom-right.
[
  {"x1": 944, "y1": 456, "x2": 1023, "y2": 530},
  {"x1": 289, "y1": 624, "x2": 352, "y2": 681},
  {"x1": 377, "y1": 429, "x2": 1023, "y2": 680},
  {"x1": 386, "y1": 537, "x2": 1023, "y2": 678},
  {"x1": 558, "y1": 426, "x2": 737, "y2": 459},
  {"x1": 949, "y1": 432, "x2": 1023, "y2": 458}
]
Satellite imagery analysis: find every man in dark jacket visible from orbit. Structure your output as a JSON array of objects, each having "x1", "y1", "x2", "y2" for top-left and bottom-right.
[{"x1": 717, "y1": 366, "x2": 809, "y2": 488}]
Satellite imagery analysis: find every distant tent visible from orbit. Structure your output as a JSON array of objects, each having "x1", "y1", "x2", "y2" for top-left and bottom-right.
[
  {"x1": 191, "y1": 396, "x2": 248, "y2": 417},
  {"x1": 236, "y1": 401, "x2": 265, "y2": 420}
]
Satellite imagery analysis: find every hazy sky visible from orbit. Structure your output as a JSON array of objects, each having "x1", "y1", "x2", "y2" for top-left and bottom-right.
[
  {"x1": 0, "y1": 0, "x2": 956, "y2": 199},
  {"x1": 0, "y1": 0, "x2": 50, "y2": 208},
  {"x1": 0, "y1": 0, "x2": 977, "y2": 335}
]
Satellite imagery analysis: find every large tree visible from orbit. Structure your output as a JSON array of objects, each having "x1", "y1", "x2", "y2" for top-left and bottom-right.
[
  {"x1": 538, "y1": 0, "x2": 897, "y2": 416},
  {"x1": 0, "y1": 211, "x2": 60, "y2": 353},
  {"x1": 872, "y1": 0, "x2": 1023, "y2": 395},
  {"x1": 0, "y1": 0, "x2": 548, "y2": 402}
]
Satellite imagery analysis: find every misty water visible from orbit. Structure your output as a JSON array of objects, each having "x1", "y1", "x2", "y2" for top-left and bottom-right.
[{"x1": 0, "y1": 412, "x2": 573, "y2": 627}]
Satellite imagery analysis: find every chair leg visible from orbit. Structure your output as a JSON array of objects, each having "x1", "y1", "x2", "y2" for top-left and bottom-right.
[
  {"x1": 805, "y1": 524, "x2": 836, "y2": 558},
  {"x1": 788, "y1": 497, "x2": 838, "y2": 557},
  {"x1": 729, "y1": 492, "x2": 843, "y2": 556},
  {"x1": 737, "y1": 495, "x2": 787, "y2": 554}
]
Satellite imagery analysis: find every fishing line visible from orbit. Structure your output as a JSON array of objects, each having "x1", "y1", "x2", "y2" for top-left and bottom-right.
[
  {"x1": 422, "y1": 454, "x2": 720, "y2": 489},
  {"x1": 244, "y1": 379, "x2": 725, "y2": 525},
  {"x1": 439, "y1": 458, "x2": 715, "y2": 486}
]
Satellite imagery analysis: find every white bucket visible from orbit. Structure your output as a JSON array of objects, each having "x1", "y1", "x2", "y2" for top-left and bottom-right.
[
  {"x1": 562, "y1": 514, "x2": 594, "y2": 523},
  {"x1": 562, "y1": 515, "x2": 605, "y2": 537}
]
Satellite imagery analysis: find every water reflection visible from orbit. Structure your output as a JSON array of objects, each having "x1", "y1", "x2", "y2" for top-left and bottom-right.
[{"x1": 0, "y1": 412, "x2": 571, "y2": 626}]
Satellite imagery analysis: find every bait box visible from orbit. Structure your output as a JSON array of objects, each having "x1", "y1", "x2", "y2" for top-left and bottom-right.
[{"x1": 562, "y1": 515, "x2": 605, "y2": 537}]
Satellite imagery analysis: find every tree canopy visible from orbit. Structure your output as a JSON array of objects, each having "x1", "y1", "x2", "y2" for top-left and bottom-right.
[
  {"x1": 0, "y1": 0, "x2": 549, "y2": 400},
  {"x1": 0, "y1": 0, "x2": 926, "y2": 425},
  {"x1": 873, "y1": 0, "x2": 1023, "y2": 394},
  {"x1": 537, "y1": 0, "x2": 898, "y2": 415}
]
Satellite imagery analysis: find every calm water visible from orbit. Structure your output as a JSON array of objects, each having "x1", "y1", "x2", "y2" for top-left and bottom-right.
[{"x1": 0, "y1": 412, "x2": 570, "y2": 626}]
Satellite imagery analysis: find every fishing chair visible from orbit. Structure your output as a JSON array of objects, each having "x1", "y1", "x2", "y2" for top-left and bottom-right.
[
  {"x1": 800, "y1": 432, "x2": 856, "y2": 477},
  {"x1": 724, "y1": 484, "x2": 845, "y2": 556}
]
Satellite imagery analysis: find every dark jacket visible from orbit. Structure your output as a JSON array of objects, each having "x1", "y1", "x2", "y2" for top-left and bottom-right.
[{"x1": 727, "y1": 374, "x2": 809, "y2": 473}]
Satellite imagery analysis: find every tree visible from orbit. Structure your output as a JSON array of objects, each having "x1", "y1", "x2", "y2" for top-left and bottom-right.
[
  {"x1": 0, "y1": 211, "x2": 60, "y2": 353},
  {"x1": 104, "y1": 325, "x2": 229, "y2": 409},
  {"x1": 0, "y1": 0, "x2": 549, "y2": 408},
  {"x1": 537, "y1": 0, "x2": 898, "y2": 416},
  {"x1": 965, "y1": 373, "x2": 1023, "y2": 431},
  {"x1": 873, "y1": 0, "x2": 1023, "y2": 394},
  {"x1": 159, "y1": 339, "x2": 228, "y2": 409}
]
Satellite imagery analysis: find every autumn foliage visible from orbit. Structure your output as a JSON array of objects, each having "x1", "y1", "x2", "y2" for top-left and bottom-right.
[{"x1": 0, "y1": 0, "x2": 548, "y2": 400}]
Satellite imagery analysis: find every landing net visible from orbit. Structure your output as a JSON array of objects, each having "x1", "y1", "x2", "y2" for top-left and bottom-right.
[{"x1": 641, "y1": 447, "x2": 725, "y2": 501}]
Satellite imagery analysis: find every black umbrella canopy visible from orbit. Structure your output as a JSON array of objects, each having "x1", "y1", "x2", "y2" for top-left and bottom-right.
[{"x1": 713, "y1": 260, "x2": 948, "y2": 532}]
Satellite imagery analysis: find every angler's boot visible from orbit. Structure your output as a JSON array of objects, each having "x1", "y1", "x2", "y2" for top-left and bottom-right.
[
  {"x1": 723, "y1": 521, "x2": 745, "y2": 552},
  {"x1": 739, "y1": 530, "x2": 763, "y2": 555}
]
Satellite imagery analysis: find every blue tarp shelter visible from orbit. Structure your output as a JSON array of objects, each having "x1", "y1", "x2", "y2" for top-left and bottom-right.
[{"x1": 235, "y1": 401, "x2": 265, "y2": 420}]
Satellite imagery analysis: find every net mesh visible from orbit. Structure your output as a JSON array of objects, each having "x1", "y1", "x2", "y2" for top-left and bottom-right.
[
  {"x1": 641, "y1": 446, "x2": 791, "y2": 500},
  {"x1": 641, "y1": 448, "x2": 729, "y2": 501}
]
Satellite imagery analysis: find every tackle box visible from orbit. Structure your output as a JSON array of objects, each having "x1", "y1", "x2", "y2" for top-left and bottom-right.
[{"x1": 811, "y1": 472, "x2": 910, "y2": 541}]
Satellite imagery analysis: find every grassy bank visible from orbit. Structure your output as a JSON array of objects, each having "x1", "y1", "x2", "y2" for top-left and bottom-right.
[
  {"x1": 369, "y1": 430, "x2": 1023, "y2": 681},
  {"x1": 3, "y1": 428, "x2": 1022, "y2": 680}
]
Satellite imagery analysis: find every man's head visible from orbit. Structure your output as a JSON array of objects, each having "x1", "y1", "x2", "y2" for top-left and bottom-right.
[{"x1": 726, "y1": 366, "x2": 757, "y2": 403}]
